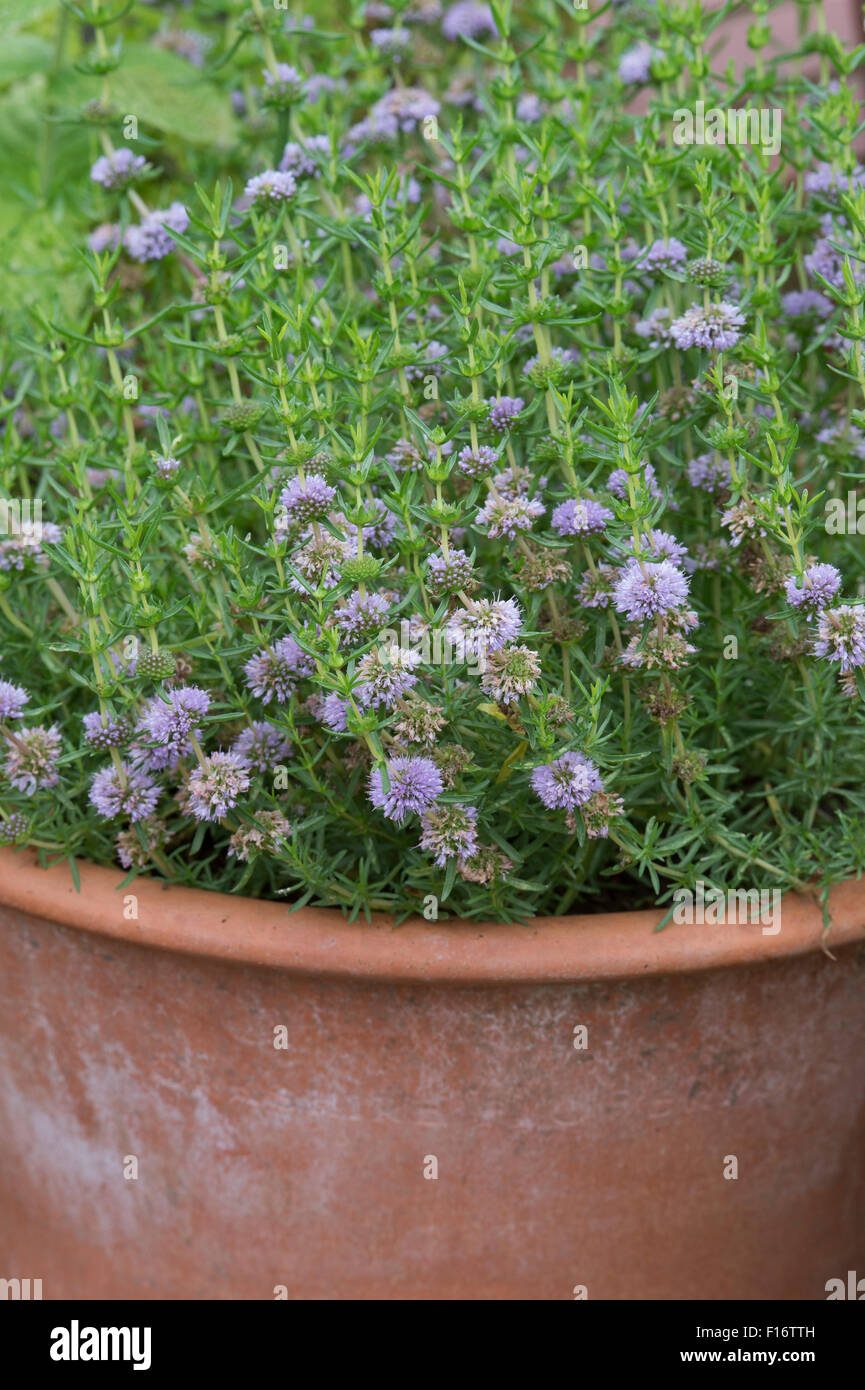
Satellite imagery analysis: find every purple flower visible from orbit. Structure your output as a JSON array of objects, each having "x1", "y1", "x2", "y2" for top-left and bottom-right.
[
  {"x1": 781, "y1": 289, "x2": 834, "y2": 319},
  {"x1": 635, "y1": 306, "x2": 673, "y2": 347},
  {"x1": 618, "y1": 43, "x2": 658, "y2": 84},
  {"x1": 427, "y1": 547, "x2": 475, "y2": 595},
  {"x1": 334, "y1": 590, "x2": 390, "y2": 643},
  {"x1": 456, "y1": 444, "x2": 498, "y2": 479},
  {"x1": 551, "y1": 498, "x2": 613, "y2": 537},
  {"x1": 370, "y1": 25, "x2": 411, "y2": 52},
  {"x1": 230, "y1": 721, "x2": 292, "y2": 772},
  {"x1": 0, "y1": 812, "x2": 28, "y2": 845},
  {"x1": 89, "y1": 762, "x2": 160, "y2": 821},
  {"x1": 613, "y1": 559, "x2": 691, "y2": 621},
  {"x1": 244, "y1": 638, "x2": 315, "y2": 703},
  {"x1": 687, "y1": 453, "x2": 731, "y2": 494},
  {"x1": 0, "y1": 681, "x2": 29, "y2": 721},
  {"x1": 608, "y1": 462, "x2": 661, "y2": 500},
  {"x1": 446, "y1": 596, "x2": 522, "y2": 656},
  {"x1": 322, "y1": 693, "x2": 350, "y2": 732},
  {"x1": 280, "y1": 136, "x2": 330, "y2": 177},
  {"x1": 4, "y1": 724, "x2": 61, "y2": 794},
  {"x1": 636, "y1": 530, "x2": 688, "y2": 565},
  {"x1": 244, "y1": 169, "x2": 297, "y2": 206},
  {"x1": 278, "y1": 472, "x2": 337, "y2": 526},
  {"x1": 123, "y1": 202, "x2": 188, "y2": 262},
  {"x1": 640, "y1": 238, "x2": 687, "y2": 273},
  {"x1": 83, "y1": 711, "x2": 129, "y2": 750},
  {"x1": 814, "y1": 605, "x2": 865, "y2": 672},
  {"x1": 670, "y1": 302, "x2": 746, "y2": 351},
  {"x1": 153, "y1": 453, "x2": 181, "y2": 479},
  {"x1": 419, "y1": 804, "x2": 479, "y2": 865},
  {"x1": 90, "y1": 148, "x2": 147, "y2": 190},
  {"x1": 262, "y1": 64, "x2": 307, "y2": 101},
  {"x1": 475, "y1": 493, "x2": 544, "y2": 539},
  {"x1": 368, "y1": 756, "x2": 443, "y2": 822},
  {"x1": 185, "y1": 751, "x2": 251, "y2": 821},
  {"x1": 138, "y1": 685, "x2": 210, "y2": 756},
  {"x1": 355, "y1": 644, "x2": 421, "y2": 709},
  {"x1": 487, "y1": 396, "x2": 525, "y2": 432},
  {"x1": 441, "y1": 2, "x2": 497, "y2": 40},
  {"x1": 785, "y1": 563, "x2": 842, "y2": 614},
  {"x1": 531, "y1": 751, "x2": 603, "y2": 811}
]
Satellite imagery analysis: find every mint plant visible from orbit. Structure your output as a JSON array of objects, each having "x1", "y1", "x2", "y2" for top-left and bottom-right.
[{"x1": 1, "y1": 0, "x2": 864, "y2": 923}]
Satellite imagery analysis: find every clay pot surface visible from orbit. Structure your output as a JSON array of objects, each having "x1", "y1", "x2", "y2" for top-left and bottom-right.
[{"x1": 1, "y1": 848, "x2": 864, "y2": 1300}]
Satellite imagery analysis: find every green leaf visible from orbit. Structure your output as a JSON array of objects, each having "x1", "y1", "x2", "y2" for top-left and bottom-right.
[{"x1": 105, "y1": 44, "x2": 237, "y2": 145}]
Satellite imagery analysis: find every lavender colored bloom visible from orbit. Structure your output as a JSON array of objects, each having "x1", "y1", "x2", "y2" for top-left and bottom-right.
[
  {"x1": 456, "y1": 444, "x2": 498, "y2": 479},
  {"x1": 124, "y1": 203, "x2": 189, "y2": 262},
  {"x1": 635, "y1": 306, "x2": 673, "y2": 347},
  {"x1": 4, "y1": 724, "x2": 61, "y2": 794},
  {"x1": 613, "y1": 559, "x2": 690, "y2": 621},
  {"x1": 280, "y1": 135, "x2": 330, "y2": 177},
  {"x1": 370, "y1": 25, "x2": 411, "y2": 52},
  {"x1": 153, "y1": 453, "x2": 181, "y2": 478},
  {"x1": 138, "y1": 685, "x2": 210, "y2": 757},
  {"x1": 334, "y1": 590, "x2": 390, "y2": 643},
  {"x1": 355, "y1": 644, "x2": 421, "y2": 709},
  {"x1": 230, "y1": 721, "x2": 293, "y2": 772},
  {"x1": 0, "y1": 812, "x2": 28, "y2": 845},
  {"x1": 814, "y1": 605, "x2": 865, "y2": 673},
  {"x1": 488, "y1": 396, "x2": 525, "y2": 432},
  {"x1": 186, "y1": 751, "x2": 251, "y2": 821},
  {"x1": 618, "y1": 43, "x2": 657, "y2": 84},
  {"x1": 385, "y1": 438, "x2": 425, "y2": 473},
  {"x1": 531, "y1": 751, "x2": 603, "y2": 811},
  {"x1": 368, "y1": 756, "x2": 443, "y2": 822},
  {"x1": 419, "y1": 804, "x2": 479, "y2": 865},
  {"x1": 781, "y1": 289, "x2": 834, "y2": 319},
  {"x1": 244, "y1": 169, "x2": 297, "y2": 206},
  {"x1": 278, "y1": 472, "x2": 336, "y2": 525},
  {"x1": 0, "y1": 681, "x2": 29, "y2": 721},
  {"x1": 687, "y1": 452, "x2": 731, "y2": 494},
  {"x1": 786, "y1": 563, "x2": 842, "y2": 614},
  {"x1": 551, "y1": 498, "x2": 613, "y2": 537},
  {"x1": 442, "y1": 2, "x2": 497, "y2": 40},
  {"x1": 578, "y1": 565, "x2": 615, "y2": 609},
  {"x1": 90, "y1": 148, "x2": 147, "y2": 190},
  {"x1": 446, "y1": 596, "x2": 522, "y2": 656},
  {"x1": 608, "y1": 462, "x2": 661, "y2": 500},
  {"x1": 475, "y1": 493, "x2": 544, "y2": 539},
  {"x1": 244, "y1": 638, "x2": 315, "y2": 703},
  {"x1": 803, "y1": 162, "x2": 865, "y2": 199},
  {"x1": 262, "y1": 64, "x2": 307, "y2": 101},
  {"x1": 636, "y1": 529, "x2": 688, "y2": 565},
  {"x1": 479, "y1": 644, "x2": 541, "y2": 705},
  {"x1": 83, "y1": 711, "x2": 129, "y2": 750},
  {"x1": 88, "y1": 222, "x2": 121, "y2": 253},
  {"x1": 640, "y1": 238, "x2": 687, "y2": 273},
  {"x1": 670, "y1": 302, "x2": 746, "y2": 351},
  {"x1": 516, "y1": 93, "x2": 543, "y2": 122},
  {"x1": 89, "y1": 762, "x2": 159, "y2": 821},
  {"x1": 322, "y1": 693, "x2": 350, "y2": 732},
  {"x1": 427, "y1": 547, "x2": 475, "y2": 595}
]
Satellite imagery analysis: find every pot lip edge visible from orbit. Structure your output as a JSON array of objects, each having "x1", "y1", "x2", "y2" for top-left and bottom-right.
[{"x1": 1, "y1": 847, "x2": 863, "y2": 984}]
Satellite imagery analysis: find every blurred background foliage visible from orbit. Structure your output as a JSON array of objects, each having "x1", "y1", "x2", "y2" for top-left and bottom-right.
[{"x1": 0, "y1": 0, "x2": 241, "y2": 328}]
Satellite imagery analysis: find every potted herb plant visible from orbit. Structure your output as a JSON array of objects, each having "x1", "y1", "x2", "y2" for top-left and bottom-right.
[{"x1": 0, "y1": 0, "x2": 863, "y2": 1300}]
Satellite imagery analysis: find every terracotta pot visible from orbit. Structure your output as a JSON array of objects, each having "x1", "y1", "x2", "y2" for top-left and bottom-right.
[{"x1": 1, "y1": 847, "x2": 864, "y2": 1301}]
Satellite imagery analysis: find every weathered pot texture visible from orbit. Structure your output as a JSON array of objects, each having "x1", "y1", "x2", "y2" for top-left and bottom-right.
[{"x1": 1, "y1": 847, "x2": 864, "y2": 1301}]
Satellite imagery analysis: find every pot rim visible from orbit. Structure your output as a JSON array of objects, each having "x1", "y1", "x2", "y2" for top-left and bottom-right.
[{"x1": 0, "y1": 848, "x2": 862, "y2": 984}]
